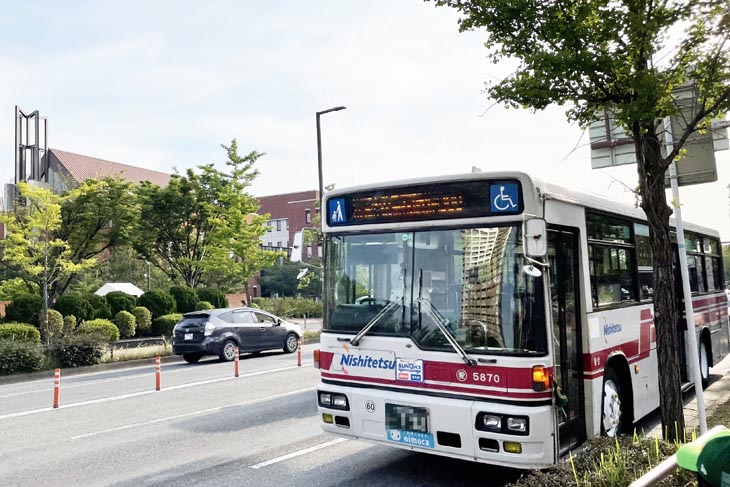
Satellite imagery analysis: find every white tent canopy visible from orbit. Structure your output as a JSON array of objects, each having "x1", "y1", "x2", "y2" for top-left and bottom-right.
[{"x1": 94, "y1": 282, "x2": 145, "y2": 297}]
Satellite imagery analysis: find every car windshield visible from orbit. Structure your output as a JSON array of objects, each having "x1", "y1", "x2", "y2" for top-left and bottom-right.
[{"x1": 325, "y1": 226, "x2": 547, "y2": 356}]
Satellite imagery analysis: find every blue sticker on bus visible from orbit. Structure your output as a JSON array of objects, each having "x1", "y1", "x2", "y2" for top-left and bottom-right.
[
  {"x1": 328, "y1": 198, "x2": 347, "y2": 224},
  {"x1": 490, "y1": 183, "x2": 520, "y2": 213},
  {"x1": 387, "y1": 430, "x2": 435, "y2": 448}
]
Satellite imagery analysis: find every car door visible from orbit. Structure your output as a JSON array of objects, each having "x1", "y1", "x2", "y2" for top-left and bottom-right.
[
  {"x1": 254, "y1": 311, "x2": 286, "y2": 350},
  {"x1": 230, "y1": 310, "x2": 259, "y2": 351}
]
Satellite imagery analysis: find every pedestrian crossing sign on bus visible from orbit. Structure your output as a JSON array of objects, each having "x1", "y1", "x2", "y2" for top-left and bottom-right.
[{"x1": 328, "y1": 198, "x2": 347, "y2": 225}]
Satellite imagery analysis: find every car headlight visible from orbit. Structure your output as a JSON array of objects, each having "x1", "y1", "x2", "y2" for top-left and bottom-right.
[{"x1": 204, "y1": 322, "x2": 215, "y2": 336}]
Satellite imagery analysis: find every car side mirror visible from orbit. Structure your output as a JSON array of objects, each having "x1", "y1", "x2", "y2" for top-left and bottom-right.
[{"x1": 275, "y1": 318, "x2": 282, "y2": 325}]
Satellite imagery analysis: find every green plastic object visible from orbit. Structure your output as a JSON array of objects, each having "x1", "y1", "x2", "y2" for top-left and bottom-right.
[{"x1": 676, "y1": 430, "x2": 730, "y2": 487}]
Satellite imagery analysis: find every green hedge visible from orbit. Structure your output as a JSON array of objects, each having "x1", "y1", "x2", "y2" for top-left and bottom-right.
[
  {"x1": 0, "y1": 340, "x2": 44, "y2": 375},
  {"x1": 105, "y1": 291, "x2": 137, "y2": 316},
  {"x1": 5, "y1": 294, "x2": 43, "y2": 327},
  {"x1": 195, "y1": 300, "x2": 214, "y2": 310},
  {"x1": 139, "y1": 290, "x2": 176, "y2": 318},
  {"x1": 132, "y1": 306, "x2": 152, "y2": 334},
  {"x1": 0, "y1": 323, "x2": 41, "y2": 343},
  {"x1": 51, "y1": 334, "x2": 106, "y2": 368},
  {"x1": 195, "y1": 288, "x2": 227, "y2": 309},
  {"x1": 78, "y1": 319, "x2": 120, "y2": 342},
  {"x1": 151, "y1": 313, "x2": 183, "y2": 337},
  {"x1": 115, "y1": 310, "x2": 136, "y2": 338},
  {"x1": 45, "y1": 309, "x2": 64, "y2": 341},
  {"x1": 86, "y1": 294, "x2": 112, "y2": 320},
  {"x1": 251, "y1": 297, "x2": 322, "y2": 318},
  {"x1": 54, "y1": 293, "x2": 95, "y2": 323},
  {"x1": 170, "y1": 286, "x2": 197, "y2": 313},
  {"x1": 63, "y1": 314, "x2": 77, "y2": 333}
]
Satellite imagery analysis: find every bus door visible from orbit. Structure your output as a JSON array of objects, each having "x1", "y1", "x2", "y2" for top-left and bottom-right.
[{"x1": 548, "y1": 228, "x2": 586, "y2": 454}]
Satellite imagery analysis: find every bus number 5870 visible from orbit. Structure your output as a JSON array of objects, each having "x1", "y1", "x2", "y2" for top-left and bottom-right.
[{"x1": 473, "y1": 372, "x2": 500, "y2": 384}]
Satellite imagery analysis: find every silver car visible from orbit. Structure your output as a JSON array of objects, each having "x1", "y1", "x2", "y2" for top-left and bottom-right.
[{"x1": 171, "y1": 307, "x2": 302, "y2": 363}]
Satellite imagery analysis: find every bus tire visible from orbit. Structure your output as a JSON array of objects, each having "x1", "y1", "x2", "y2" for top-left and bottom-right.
[
  {"x1": 700, "y1": 339, "x2": 710, "y2": 389},
  {"x1": 601, "y1": 367, "x2": 625, "y2": 437}
]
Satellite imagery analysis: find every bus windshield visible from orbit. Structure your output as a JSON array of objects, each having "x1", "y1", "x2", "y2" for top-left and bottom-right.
[{"x1": 325, "y1": 226, "x2": 547, "y2": 356}]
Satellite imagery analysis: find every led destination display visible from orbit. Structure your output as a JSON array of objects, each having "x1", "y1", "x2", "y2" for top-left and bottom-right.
[{"x1": 326, "y1": 179, "x2": 523, "y2": 226}]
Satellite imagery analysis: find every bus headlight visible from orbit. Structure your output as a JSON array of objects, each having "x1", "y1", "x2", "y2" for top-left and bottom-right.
[
  {"x1": 507, "y1": 417, "x2": 527, "y2": 433},
  {"x1": 318, "y1": 391, "x2": 350, "y2": 411},
  {"x1": 482, "y1": 414, "x2": 502, "y2": 431}
]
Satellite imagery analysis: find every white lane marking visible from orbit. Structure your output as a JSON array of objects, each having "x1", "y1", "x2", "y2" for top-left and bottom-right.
[
  {"x1": 249, "y1": 438, "x2": 349, "y2": 469},
  {"x1": 71, "y1": 387, "x2": 315, "y2": 440},
  {"x1": 0, "y1": 364, "x2": 312, "y2": 420}
]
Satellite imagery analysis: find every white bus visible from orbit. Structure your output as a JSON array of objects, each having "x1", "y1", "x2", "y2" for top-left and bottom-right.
[{"x1": 314, "y1": 172, "x2": 730, "y2": 469}]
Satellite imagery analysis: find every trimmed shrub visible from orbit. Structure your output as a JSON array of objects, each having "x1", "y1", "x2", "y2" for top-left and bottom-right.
[
  {"x1": 115, "y1": 310, "x2": 136, "y2": 338},
  {"x1": 195, "y1": 300, "x2": 214, "y2": 310},
  {"x1": 169, "y1": 286, "x2": 197, "y2": 314},
  {"x1": 0, "y1": 340, "x2": 43, "y2": 375},
  {"x1": 42, "y1": 309, "x2": 64, "y2": 342},
  {"x1": 63, "y1": 314, "x2": 77, "y2": 333},
  {"x1": 78, "y1": 319, "x2": 120, "y2": 342},
  {"x1": 252, "y1": 297, "x2": 322, "y2": 318},
  {"x1": 51, "y1": 334, "x2": 106, "y2": 368},
  {"x1": 86, "y1": 293, "x2": 112, "y2": 320},
  {"x1": 151, "y1": 313, "x2": 183, "y2": 337},
  {"x1": 105, "y1": 291, "x2": 137, "y2": 316},
  {"x1": 0, "y1": 323, "x2": 41, "y2": 343},
  {"x1": 54, "y1": 294, "x2": 95, "y2": 323},
  {"x1": 139, "y1": 289, "x2": 176, "y2": 318},
  {"x1": 195, "y1": 287, "x2": 228, "y2": 309},
  {"x1": 5, "y1": 294, "x2": 43, "y2": 327},
  {"x1": 131, "y1": 306, "x2": 152, "y2": 334}
]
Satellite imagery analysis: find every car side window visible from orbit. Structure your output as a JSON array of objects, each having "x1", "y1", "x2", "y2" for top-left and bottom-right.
[
  {"x1": 254, "y1": 312, "x2": 275, "y2": 324},
  {"x1": 232, "y1": 311, "x2": 254, "y2": 324}
]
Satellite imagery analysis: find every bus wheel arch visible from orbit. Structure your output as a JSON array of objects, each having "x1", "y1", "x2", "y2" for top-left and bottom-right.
[{"x1": 600, "y1": 356, "x2": 633, "y2": 437}]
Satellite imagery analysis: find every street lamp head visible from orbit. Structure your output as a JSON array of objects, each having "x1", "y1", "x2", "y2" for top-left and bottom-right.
[{"x1": 317, "y1": 106, "x2": 346, "y2": 116}]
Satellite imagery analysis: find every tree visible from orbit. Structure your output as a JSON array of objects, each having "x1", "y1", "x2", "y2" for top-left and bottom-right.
[
  {"x1": 53, "y1": 177, "x2": 140, "y2": 298},
  {"x1": 135, "y1": 140, "x2": 280, "y2": 289},
  {"x1": 259, "y1": 262, "x2": 302, "y2": 297},
  {"x1": 432, "y1": 0, "x2": 730, "y2": 441},
  {"x1": 0, "y1": 183, "x2": 96, "y2": 343}
]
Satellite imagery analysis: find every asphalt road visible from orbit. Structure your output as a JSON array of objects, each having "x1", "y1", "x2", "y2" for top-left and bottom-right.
[{"x1": 0, "y1": 345, "x2": 522, "y2": 487}]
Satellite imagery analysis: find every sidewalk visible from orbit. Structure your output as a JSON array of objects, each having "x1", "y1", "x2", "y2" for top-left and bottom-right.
[{"x1": 646, "y1": 352, "x2": 730, "y2": 437}]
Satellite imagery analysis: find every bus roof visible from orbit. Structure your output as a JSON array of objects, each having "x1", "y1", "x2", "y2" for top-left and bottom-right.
[{"x1": 323, "y1": 171, "x2": 720, "y2": 238}]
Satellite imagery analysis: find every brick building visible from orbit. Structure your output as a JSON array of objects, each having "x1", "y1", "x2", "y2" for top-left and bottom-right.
[{"x1": 256, "y1": 189, "x2": 321, "y2": 261}]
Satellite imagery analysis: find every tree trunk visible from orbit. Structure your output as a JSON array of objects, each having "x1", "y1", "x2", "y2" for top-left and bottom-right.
[{"x1": 635, "y1": 122, "x2": 685, "y2": 441}]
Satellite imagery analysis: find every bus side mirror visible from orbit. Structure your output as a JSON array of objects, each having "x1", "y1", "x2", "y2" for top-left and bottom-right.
[{"x1": 523, "y1": 218, "x2": 547, "y2": 258}]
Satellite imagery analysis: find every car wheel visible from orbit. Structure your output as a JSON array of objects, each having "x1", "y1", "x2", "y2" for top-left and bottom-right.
[
  {"x1": 183, "y1": 353, "x2": 203, "y2": 364},
  {"x1": 601, "y1": 367, "x2": 625, "y2": 437},
  {"x1": 700, "y1": 339, "x2": 710, "y2": 389},
  {"x1": 219, "y1": 339, "x2": 238, "y2": 362},
  {"x1": 283, "y1": 333, "x2": 298, "y2": 354}
]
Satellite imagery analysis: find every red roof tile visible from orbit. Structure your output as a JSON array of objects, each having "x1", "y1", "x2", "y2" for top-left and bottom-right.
[{"x1": 50, "y1": 148, "x2": 171, "y2": 187}]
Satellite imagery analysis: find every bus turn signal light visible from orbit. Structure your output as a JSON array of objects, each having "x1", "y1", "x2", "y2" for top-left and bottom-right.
[
  {"x1": 532, "y1": 366, "x2": 550, "y2": 391},
  {"x1": 314, "y1": 349, "x2": 320, "y2": 369}
]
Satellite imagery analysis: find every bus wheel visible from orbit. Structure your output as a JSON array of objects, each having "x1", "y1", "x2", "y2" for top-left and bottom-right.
[
  {"x1": 700, "y1": 340, "x2": 710, "y2": 389},
  {"x1": 601, "y1": 367, "x2": 624, "y2": 437}
]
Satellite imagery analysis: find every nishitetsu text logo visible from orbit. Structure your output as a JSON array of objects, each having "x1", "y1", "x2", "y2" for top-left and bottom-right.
[{"x1": 340, "y1": 354, "x2": 396, "y2": 370}]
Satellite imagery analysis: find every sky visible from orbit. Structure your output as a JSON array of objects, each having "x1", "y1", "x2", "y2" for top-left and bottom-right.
[{"x1": 2, "y1": 0, "x2": 729, "y2": 239}]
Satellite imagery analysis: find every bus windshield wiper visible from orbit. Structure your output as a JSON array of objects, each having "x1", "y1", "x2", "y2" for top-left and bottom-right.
[
  {"x1": 418, "y1": 297, "x2": 477, "y2": 366},
  {"x1": 346, "y1": 299, "x2": 401, "y2": 347}
]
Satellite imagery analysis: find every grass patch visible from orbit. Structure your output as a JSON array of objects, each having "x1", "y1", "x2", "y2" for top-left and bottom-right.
[
  {"x1": 101, "y1": 343, "x2": 172, "y2": 363},
  {"x1": 708, "y1": 390, "x2": 730, "y2": 429},
  {"x1": 303, "y1": 330, "x2": 321, "y2": 340}
]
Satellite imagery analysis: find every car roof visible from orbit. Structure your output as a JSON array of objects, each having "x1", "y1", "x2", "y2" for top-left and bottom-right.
[{"x1": 183, "y1": 307, "x2": 275, "y2": 317}]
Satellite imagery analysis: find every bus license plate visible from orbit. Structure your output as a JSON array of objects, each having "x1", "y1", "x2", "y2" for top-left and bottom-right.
[{"x1": 385, "y1": 403, "x2": 429, "y2": 433}]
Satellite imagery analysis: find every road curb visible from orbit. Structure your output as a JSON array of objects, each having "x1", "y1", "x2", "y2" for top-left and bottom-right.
[{"x1": 0, "y1": 338, "x2": 321, "y2": 385}]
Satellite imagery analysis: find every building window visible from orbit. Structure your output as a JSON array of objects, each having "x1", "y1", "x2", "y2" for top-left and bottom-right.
[
  {"x1": 267, "y1": 222, "x2": 272, "y2": 232},
  {"x1": 305, "y1": 209, "x2": 311, "y2": 224},
  {"x1": 276, "y1": 220, "x2": 281, "y2": 231},
  {"x1": 277, "y1": 241, "x2": 282, "y2": 248}
]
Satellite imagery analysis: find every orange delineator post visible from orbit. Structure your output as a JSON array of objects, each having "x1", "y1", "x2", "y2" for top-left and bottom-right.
[
  {"x1": 234, "y1": 346, "x2": 239, "y2": 377},
  {"x1": 297, "y1": 338, "x2": 302, "y2": 367},
  {"x1": 155, "y1": 356, "x2": 161, "y2": 391},
  {"x1": 53, "y1": 368, "x2": 61, "y2": 408}
]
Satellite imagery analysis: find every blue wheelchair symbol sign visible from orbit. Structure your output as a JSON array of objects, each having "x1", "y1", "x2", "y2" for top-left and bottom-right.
[
  {"x1": 490, "y1": 183, "x2": 519, "y2": 213},
  {"x1": 328, "y1": 198, "x2": 347, "y2": 224}
]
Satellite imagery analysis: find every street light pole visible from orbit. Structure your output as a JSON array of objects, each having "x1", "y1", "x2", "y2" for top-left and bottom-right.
[{"x1": 316, "y1": 106, "x2": 346, "y2": 203}]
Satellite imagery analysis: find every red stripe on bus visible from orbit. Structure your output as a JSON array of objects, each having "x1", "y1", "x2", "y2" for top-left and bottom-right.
[{"x1": 320, "y1": 371, "x2": 552, "y2": 400}]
